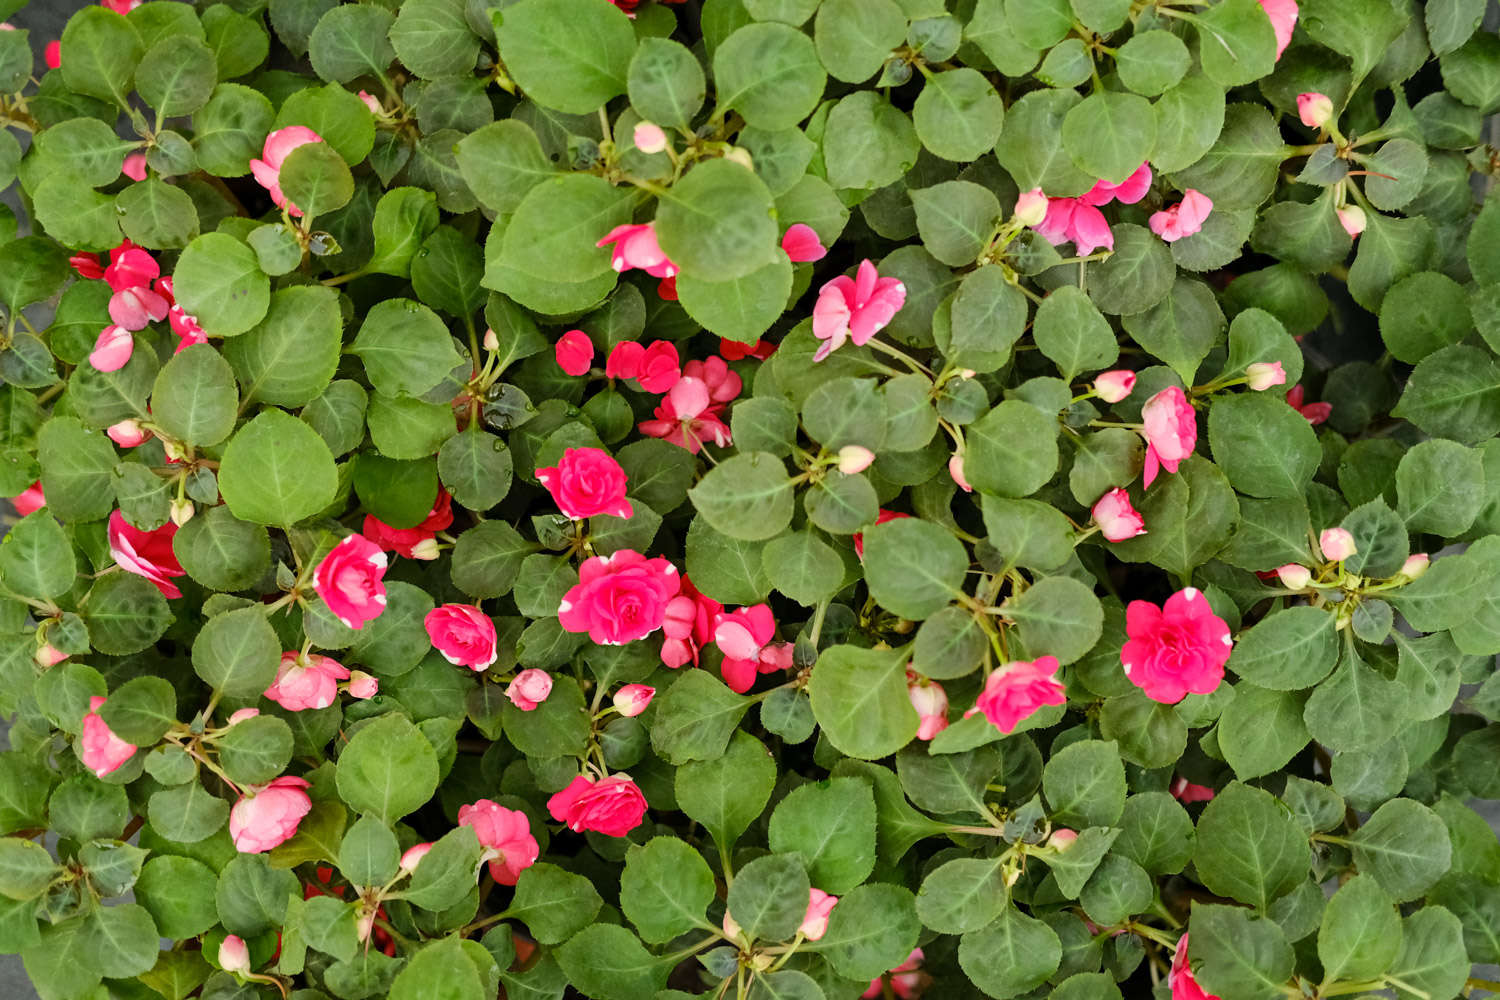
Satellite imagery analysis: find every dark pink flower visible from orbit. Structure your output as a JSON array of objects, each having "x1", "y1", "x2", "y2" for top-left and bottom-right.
[
  {"x1": 660, "y1": 577, "x2": 721, "y2": 668},
  {"x1": 104, "y1": 245, "x2": 156, "y2": 292},
  {"x1": 606, "y1": 340, "x2": 680, "y2": 393},
  {"x1": 1036, "y1": 198, "x2": 1114, "y2": 255},
  {"x1": 230, "y1": 776, "x2": 312, "y2": 853},
  {"x1": 362, "y1": 491, "x2": 451, "y2": 561},
  {"x1": 11, "y1": 481, "x2": 44, "y2": 516},
  {"x1": 781, "y1": 224, "x2": 827, "y2": 263},
  {"x1": 1081, "y1": 162, "x2": 1153, "y2": 206},
  {"x1": 121, "y1": 152, "x2": 147, "y2": 182},
  {"x1": 546, "y1": 774, "x2": 647, "y2": 837},
  {"x1": 713, "y1": 604, "x2": 793, "y2": 693},
  {"x1": 1257, "y1": 0, "x2": 1298, "y2": 58},
  {"x1": 1286, "y1": 385, "x2": 1332, "y2": 425},
  {"x1": 108, "y1": 510, "x2": 185, "y2": 599},
  {"x1": 1093, "y1": 488, "x2": 1146, "y2": 542},
  {"x1": 425, "y1": 604, "x2": 498, "y2": 671},
  {"x1": 458, "y1": 799, "x2": 539, "y2": 885},
  {"x1": 965, "y1": 657, "x2": 1066, "y2": 734},
  {"x1": 264, "y1": 652, "x2": 350, "y2": 711},
  {"x1": 536, "y1": 447, "x2": 633, "y2": 520},
  {"x1": 1171, "y1": 777, "x2": 1216, "y2": 804},
  {"x1": 505, "y1": 668, "x2": 553, "y2": 710},
  {"x1": 853, "y1": 510, "x2": 911, "y2": 559},
  {"x1": 558, "y1": 550, "x2": 681, "y2": 646},
  {"x1": 639, "y1": 377, "x2": 732, "y2": 454},
  {"x1": 1170, "y1": 933, "x2": 1220, "y2": 1000},
  {"x1": 44, "y1": 40, "x2": 59, "y2": 70},
  {"x1": 862, "y1": 949, "x2": 925, "y2": 999},
  {"x1": 555, "y1": 329, "x2": 595, "y2": 377},
  {"x1": 313, "y1": 534, "x2": 389, "y2": 630},
  {"x1": 720, "y1": 338, "x2": 776, "y2": 361},
  {"x1": 250, "y1": 126, "x2": 323, "y2": 217},
  {"x1": 81, "y1": 696, "x2": 135, "y2": 777},
  {"x1": 811, "y1": 260, "x2": 906, "y2": 361},
  {"x1": 1121, "y1": 587, "x2": 1232, "y2": 704},
  {"x1": 597, "y1": 222, "x2": 677, "y2": 279},
  {"x1": 1141, "y1": 386, "x2": 1197, "y2": 488}
]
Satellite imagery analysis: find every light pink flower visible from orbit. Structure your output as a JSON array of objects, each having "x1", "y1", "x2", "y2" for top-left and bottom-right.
[
  {"x1": 555, "y1": 329, "x2": 594, "y2": 377},
  {"x1": 1337, "y1": 205, "x2": 1366, "y2": 237},
  {"x1": 314, "y1": 534, "x2": 389, "y2": 630},
  {"x1": 811, "y1": 260, "x2": 907, "y2": 362},
  {"x1": 424, "y1": 603, "x2": 498, "y2": 671},
  {"x1": 948, "y1": 452, "x2": 973, "y2": 493},
  {"x1": 1275, "y1": 564, "x2": 1311, "y2": 589},
  {"x1": 559, "y1": 550, "x2": 680, "y2": 645},
  {"x1": 357, "y1": 90, "x2": 382, "y2": 114},
  {"x1": 399, "y1": 842, "x2": 433, "y2": 872},
  {"x1": 1014, "y1": 188, "x2": 1048, "y2": 227},
  {"x1": 800, "y1": 889, "x2": 838, "y2": 941},
  {"x1": 264, "y1": 652, "x2": 350, "y2": 711},
  {"x1": 862, "y1": 949, "x2": 925, "y2": 1000},
  {"x1": 1297, "y1": 92, "x2": 1332, "y2": 128},
  {"x1": 965, "y1": 657, "x2": 1067, "y2": 734},
  {"x1": 1257, "y1": 0, "x2": 1298, "y2": 58},
  {"x1": 108, "y1": 510, "x2": 185, "y2": 598},
  {"x1": 250, "y1": 126, "x2": 324, "y2": 217},
  {"x1": 81, "y1": 696, "x2": 136, "y2": 777},
  {"x1": 597, "y1": 222, "x2": 678, "y2": 279},
  {"x1": 1094, "y1": 370, "x2": 1136, "y2": 404},
  {"x1": 1245, "y1": 361, "x2": 1286, "y2": 391},
  {"x1": 106, "y1": 419, "x2": 149, "y2": 448},
  {"x1": 11, "y1": 481, "x2": 44, "y2": 516},
  {"x1": 230, "y1": 775, "x2": 312, "y2": 853},
  {"x1": 781, "y1": 224, "x2": 827, "y2": 263},
  {"x1": 89, "y1": 325, "x2": 135, "y2": 372},
  {"x1": 613, "y1": 684, "x2": 655, "y2": 717},
  {"x1": 685, "y1": 356, "x2": 741, "y2": 403},
  {"x1": 346, "y1": 671, "x2": 378, "y2": 700},
  {"x1": 633, "y1": 121, "x2": 667, "y2": 154},
  {"x1": 1036, "y1": 198, "x2": 1115, "y2": 255},
  {"x1": 713, "y1": 604, "x2": 793, "y2": 693},
  {"x1": 458, "y1": 799, "x2": 539, "y2": 885},
  {"x1": 838, "y1": 445, "x2": 874, "y2": 475},
  {"x1": 1082, "y1": 163, "x2": 1153, "y2": 206},
  {"x1": 1121, "y1": 587, "x2": 1232, "y2": 704},
  {"x1": 1170, "y1": 933, "x2": 1220, "y2": 1000},
  {"x1": 660, "y1": 577, "x2": 721, "y2": 668},
  {"x1": 639, "y1": 376, "x2": 732, "y2": 454},
  {"x1": 1149, "y1": 190, "x2": 1214, "y2": 243},
  {"x1": 1140, "y1": 386, "x2": 1197, "y2": 488},
  {"x1": 1093, "y1": 488, "x2": 1146, "y2": 542},
  {"x1": 1401, "y1": 553, "x2": 1429, "y2": 580},
  {"x1": 907, "y1": 672, "x2": 948, "y2": 741},
  {"x1": 1170, "y1": 777, "x2": 1216, "y2": 804},
  {"x1": 219, "y1": 934, "x2": 250, "y2": 974},
  {"x1": 506, "y1": 668, "x2": 553, "y2": 711},
  {"x1": 1319, "y1": 528, "x2": 1356, "y2": 562},
  {"x1": 537, "y1": 448, "x2": 633, "y2": 520},
  {"x1": 228, "y1": 708, "x2": 260, "y2": 726},
  {"x1": 1286, "y1": 385, "x2": 1332, "y2": 425},
  {"x1": 547, "y1": 774, "x2": 648, "y2": 837},
  {"x1": 121, "y1": 152, "x2": 147, "y2": 182}
]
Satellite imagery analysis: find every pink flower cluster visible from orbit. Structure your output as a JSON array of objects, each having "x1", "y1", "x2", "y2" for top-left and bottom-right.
[
  {"x1": 639, "y1": 357, "x2": 740, "y2": 454},
  {"x1": 72, "y1": 241, "x2": 207, "y2": 372},
  {"x1": 1034, "y1": 163, "x2": 1152, "y2": 255},
  {"x1": 230, "y1": 776, "x2": 312, "y2": 853},
  {"x1": 264, "y1": 652, "x2": 350, "y2": 711},
  {"x1": 1121, "y1": 588, "x2": 1233, "y2": 704},
  {"x1": 425, "y1": 604, "x2": 498, "y2": 671},
  {"x1": 363, "y1": 490, "x2": 452, "y2": 561},
  {"x1": 660, "y1": 578, "x2": 793, "y2": 693},
  {"x1": 965, "y1": 657, "x2": 1067, "y2": 734}
]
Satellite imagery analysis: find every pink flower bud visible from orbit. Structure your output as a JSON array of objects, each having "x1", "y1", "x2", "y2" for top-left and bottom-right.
[
  {"x1": 613, "y1": 684, "x2": 655, "y2": 717},
  {"x1": 409, "y1": 537, "x2": 440, "y2": 561},
  {"x1": 1047, "y1": 828, "x2": 1077, "y2": 850},
  {"x1": 948, "y1": 453, "x2": 972, "y2": 493},
  {"x1": 1401, "y1": 553, "x2": 1429, "y2": 580},
  {"x1": 356, "y1": 909, "x2": 376, "y2": 943},
  {"x1": 483, "y1": 327, "x2": 499, "y2": 351},
  {"x1": 400, "y1": 842, "x2": 433, "y2": 872},
  {"x1": 34, "y1": 644, "x2": 67, "y2": 667},
  {"x1": 1319, "y1": 527, "x2": 1357, "y2": 562},
  {"x1": 1275, "y1": 564, "x2": 1311, "y2": 590},
  {"x1": 347, "y1": 670, "x2": 378, "y2": 699},
  {"x1": 44, "y1": 40, "x2": 60, "y2": 70},
  {"x1": 357, "y1": 90, "x2": 382, "y2": 114},
  {"x1": 838, "y1": 445, "x2": 875, "y2": 475},
  {"x1": 506, "y1": 669, "x2": 554, "y2": 711},
  {"x1": 1245, "y1": 361, "x2": 1287, "y2": 391},
  {"x1": 1337, "y1": 205, "x2": 1367, "y2": 237},
  {"x1": 219, "y1": 934, "x2": 250, "y2": 974},
  {"x1": 1014, "y1": 188, "x2": 1048, "y2": 227},
  {"x1": 169, "y1": 497, "x2": 195, "y2": 527},
  {"x1": 1092, "y1": 488, "x2": 1146, "y2": 542},
  {"x1": 907, "y1": 675, "x2": 949, "y2": 741},
  {"x1": 958, "y1": 368, "x2": 977, "y2": 379},
  {"x1": 1093, "y1": 370, "x2": 1136, "y2": 403},
  {"x1": 723, "y1": 147, "x2": 753, "y2": 170},
  {"x1": 800, "y1": 889, "x2": 838, "y2": 941},
  {"x1": 228, "y1": 708, "x2": 260, "y2": 725},
  {"x1": 633, "y1": 121, "x2": 667, "y2": 154},
  {"x1": 1297, "y1": 92, "x2": 1333, "y2": 128}
]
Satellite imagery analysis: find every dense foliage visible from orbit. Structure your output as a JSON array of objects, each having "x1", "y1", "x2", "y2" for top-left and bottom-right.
[{"x1": 0, "y1": 0, "x2": 1498, "y2": 997}]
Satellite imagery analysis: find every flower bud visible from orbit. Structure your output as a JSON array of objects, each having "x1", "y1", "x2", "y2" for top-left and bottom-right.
[
  {"x1": 948, "y1": 453, "x2": 973, "y2": 493},
  {"x1": 907, "y1": 675, "x2": 948, "y2": 741},
  {"x1": 1337, "y1": 205, "x2": 1367, "y2": 237},
  {"x1": 1275, "y1": 563, "x2": 1312, "y2": 590},
  {"x1": 1400, "y1": 553, "x2": 1429, "y2": 580},
  {"x1": 1047, "y1": 828, "x2": 1078, "y2": 851},
  {"x1": 162, "y1": 439, "x2": 186, "y2": 462},
  {"x1": 1296, "y1": 92, "x2": 1333, "y2": 128},
  {"x1": 633, "y1": 121, "x2": 667, "y2": 154},
  {"x1": 1014, "y1": 187, "x2": 1048, "y2": 227},
  {"x1": 409, "y1": 537, "x2": 441, "y2": 561},
  {"x1": 219, "y1": 934, "x2": 250, "y2": 974},
  {"x1": 958, "y1": 368, "x2": 977, "y2": 380},
  {"x1": 227, "y1": 708, "x2": 260, "y2": 726},
  {"x1": 837, "y1": 445, "x2": 875, "y2": 475},
  {"x1": 1093, "y1": 370, "x2": 1137, "y2": 403},
  {"x1": 722, "y1": 911, "x2": 744, "y2": 942},
  {"x1": 1319, "y1": 527, "x2": 1357, "y2": 562},
  {"x1": 106, "y1": 419, "x2": 149, "y2": 448},
  {"x1": 357, "y1": 90, "x2": 382, "y2": 114},
  {"x1": 723, "y1": 147, "x2": 754, "y2": 170},
  {"x1": 34, "y1": 643, "x2": 66, "y2": 667},
  {"x1": 613, "y1": 683, "x2": 655, "y2": 717},
  {"x1": 347, "y1": 670, "x2": 379, "y2": 700},
  {"x1": 400, "y1": 842, "x2": 433, "y2": 872},
  {"x1": 1245, "y1": 361, "x2": 1287, "y2": 391},
  {"x1": 483, "y1": 327, "x2": 499, "y2": 352},
  {"x1": 170, "y1": 497, "x2": 195, "y2": 526},
  {"x1": 356, "y1": 909, "x2": 376, "y2": 943}
]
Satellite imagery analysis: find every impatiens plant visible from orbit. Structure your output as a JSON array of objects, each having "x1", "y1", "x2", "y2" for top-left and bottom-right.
[{"x1": 2, "y1": 0, "x2": 1500, "y2": 996}]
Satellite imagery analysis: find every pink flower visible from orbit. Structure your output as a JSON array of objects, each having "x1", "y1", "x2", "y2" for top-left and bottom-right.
[
  {"x1": 559, "y1": 551, "x2": 680, "y2": 645},
  {"x1": 838, "y1": 445, "x2": 875, "y2": 475},
  {"x1": 1094, "y1": 370, "x2": 1137, "y2": 404},
  {"x1": 506, "y1": 668, "x2": 553, "y2": 711},
  {"x1": 660, "y1": 577, "x2": 721, "y2": 668},
  {"x1": 1140, "y1": 386, "x2": 1197, "y2": 488},
  {"x1": 1082, "y1": 162, "x2": 1153, "y2": 206},
  {"x1": 458, "y1": 799, "x2": 539, "y2": 885},
  {"x1": 613, "y1": 684, "x2": 655, "y2": 717},
  {"x1": 346, "y1": 671, "x2": 378, "y2": 699},
  {"x1": 862, "y1": 949, "x2": 925, "y2": 1000},
  {"x1": 811, "y1": 260, "x2": 907, "y2": 362},
  {"x1": 35, "y1": 644, "x2": 67, "y2": 667},
  {"x1": 781, "y1": 224, "x2": 827, "y2": 263},
  {"x1": 1170, "y1": 777, "x2": 1216, "y2": 804},
  {"x1": 89, "y1": 325, "x2": 135, "y2": 372},
  {"x1": 1014, "y1": 188, "x2": 1048, "y2": 227},
  {"x1": 685, "y1": 357, "x2": 742, "y2": 403},
  {"x1": 713, "y1": 604, "x2": 793, "y2": 693},
  {"x1": 1337, "y1": 205, "x2": 1366, "y2": 237},
  {"x1": 361, "y1": 491, "x2": 452, "y2": 562},
  {"x1": 121, "y1": 152, "x2": 147, "y2": 182},
  {"x1": 1121, "y1": 587, "x2": 1232, "y2": 704},
  {"x1": 1275, "y1": 564, "x2": 1311, "y2": 589},
  {"x1": 357, "y1": 90, "x2": 382, "y2": 114},
  {"x1": 1297, "y1": 92, "x2": 1332, "y2": 128},
  {"x1": 853, "y1": 509, "x2": 911, "y2": 559},
  {"x1": 965, "y1": 657, "x2": 1067, "y2": 734},
  {"x1": 44, "y1": 40, "x2": 59, "y2": 70},
  {"x1": 546, "y1": 774, "x2": 648, "y2": 837},
  {"x1": 1149, "y1": 190, "x2": 1214, "y2": 243},
  {"x1": 250, "y1": 127, "x2": 324, "y2": 217},
  {"x1": 106, "y1": 419, "x2": 149, "y2": 448},
  {"x1": 313, "y1": 534, "x2": 389, "y2": 630},
  {"x1": 230, "y1": 776, "x2": 312, "y2": 853},
  {"x1": 104, "y1": 245, "x2": 157, "y2": 293},
  {"x1": 71, "y1": 252, "x2": 104, "y2": 280},
  {"x1": 399, "y1": 842, "x2": 433, "y2": 872},
  {"x1": 100, "y1": 0, "x2": 142, "y2": 14},
  {"x1": 112, "y1": 284, "x2": 169, "y2": 330},
  {"x1": 605, "y1": 340, "x2": 681, "y2": 393},
  {"x1": 219, "y1": 934, "x2": 250, "y2": 974},
  {"x1": 1401, "y1": 553, "x2": 1430, "y2": 580},
  {"x1": 948, "y1": 452, "x2": 973, "y2": 493},
  {"x1": 424, "y1": 604, "x2": 498, "y2": 671},
  {"x1": 1036, "y1": 198, "x2": 1114, "y2": 255},
  {"x1": 720, "y1": 338, "x2": 776, "y2": 361},
  {"x1": 1093, "y1": 488, "x2": 1146, "y2": 542},
  {"x1": 1245, "y1": 361, "x2": 1286, "y2": 391},
  {"x1": 555, "y1": 329, "x2": 595, "y2": 377},
  {"x1": 1319, "y1": 527, "x2": 1356, "y2": 562},
  {"x1": 597, "y1": 222, "x2": 678, "y2": 279},
  {"x1": 1286, "y1": 385, "x2": 1332, "y2": 425},
  {"x1": 907, "y1": 673, "x2": 949, "y2": 741},
  {"x1": 633, "y1": 121, "x2": 667, "y2": 154},
  {"x1": 108, "y1": 510, "x2": 186, "y2": 599},
  {"x1": 800, "y1": 889, "x2": 838, "y2": 941},
  {"x1": 264, "y1": 652, "x2": 350, "y2": 711},
  {"x1": 81, "y1": 696, "x2": 136, "y2": 777},
  {"x1": 639, "y1": 377, "x2": 732, "y2": 454},
  {"x1": 11, "y1": 481, "x2": 45, "y2": 516},
  {"x1": 536, "y1": 448, "x2": 633, "y2": 520},
  {"x1": 1257, "y1": 0, "x2": 1298, "y2": 58},
  {"x1": 227, "y1": 708, "x2": 260, "y2": 726},
  {"x1": 1170, "y1": 933, "x2": 1220, "y2": 1000}
]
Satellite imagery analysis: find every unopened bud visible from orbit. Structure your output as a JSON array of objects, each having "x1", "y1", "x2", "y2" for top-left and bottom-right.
[
  {"x1": 722, "y1": 911, "x2": 744, "y2": 942},
  {"x1": 356, "y1": 909, "x2": 376, "y2": 943},
  {"x1": 106, "y1": 419, "x2": 149, "y2": 448},
  {"x1": 409, "y1": 537, "x2": 440, "y2": 561},
  {"x1": 613, "y1": 683, "x2": 655, "y2": 717},
  {"x1": 723, "y1": 147, "x2": 754, "y2": 170},
  {"x1": 1047, "y1": 828, "x2": 1078, "y2": 851},
  {"x1": 1245, "y1": 361, "x2": 1286, "y2": 392},
  {"x1": 1337, "y1": 205, "x2": 1367, "y2": 238},
  {"x1": 1014, "y1": 187, "x2": 1048, "y2": 227},
  {"x1": 1296, "y1": 92, "x2": 1333, "y2": 128},
  {"x1": 1319, "y1": 527, "x2": 1357, "y2": 562},
  {"x1": 34, "y1": 643, "x2": 66, "y2": 667},
  {"x1": 837, "y1": 445, "x2": 875, "y2": 475},
  {"x1": 633, "y1": 121, "x2": 667, "y2": 154},
  {"x1": 219, "y1": 934, "x2": 250, "y2": 974},
  {"x1": 400, "y1": 842, "x2": 433, "y2": 872},
  {"x1": 1093, "y1": 370, "x2": 1137, "y2": 403},
  {"x1": 948, "y1": 453, "x2": 973, "y2": 493},
  {"x1": 357, "y1": 90, "x2": 382, "y2": 115},
  {"x1": 1275, "y1": 564, "x2": 1312, "y2": 590},
  {"x1": 227, "y1": 708, "x2": 260, "y2": 726},
  {"x1": 483, "y1": 327, "x2": 499, "y2": 351},
  {"x1": 347, "y1": 670, "x2": 379, "y2": 699},
  {"x1": 162, "y1": 439, "x2": 186, "y2": 462},
  {"x1": 1400, "y1": 553, "x2": 1429, "y2": 580},
  {"x1": 170, "y1": 497, "x2": 195, "y2": 526}
]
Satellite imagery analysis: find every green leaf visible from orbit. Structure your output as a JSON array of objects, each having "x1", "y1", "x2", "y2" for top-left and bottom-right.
[
  {"x1": 38, "y1": 417, "x2": 117, "y2": 522},
  {"x1": 862, "y1": 516, "x2": 967, "y2": 620},
  {"x1": 173, "y1": 232, "x2": 270, "y2": 337},
  {"x1": 135, "y1": 856, "x2": 219, "y2": 939},
  {"x1": 1350, "y1": 798, "x2": 1452, "y2": 902},
  {"x1": 1218, "y1": 683, "x2": 1310, "y2": 780},
  {"x1": 172, "y1": 503, "x2": 270, "y2": 591},
  {"x1": 814, "y1": 0, "x2": 906, "y2": 83},
  {"x1": 0, "y1": 838, "x2": 60, "y2": 900},
  {"x1": 279, "y1": 140, "x2": 354, "y2": 219},
  {"x1": 366, "y1": 187, "x2": 441, "y2": 277},
  {"x1": 217, "y1": 714, "x2": 294, "y2": 785},
  {"x1": 966, "y1": 400, "x2": 1059, "y2": 498},
  {"x1": 1208, "y1": 392, "x2": 1320, "y2": 498},
  {"x1": 339, "y1": 815, "x2": 400, "y2": 888},
  {"x1": 650, "y1": 669, "x2": 753, "y2": 764},
  {"x1": 192, "y1": 83, "x2": 274, "y2": 177},
  {"x1": 1393, "y1": 345, "x2": 1500, "y2": 446},
  {"x1": 218, "y1": 409, "x2": 338, "y2": 525},
  {"x1": 192, "y1": 605, "x2": 279, "y2": 698},
  {"x1": 620, "y1": 837, "x2": 715, "y2": 944},
  {"x1": 823, "y1": 91, "x2": 920, "y2": 192},
  {"x1": 628, "y1": 37, "x2": 706, "y2": 128},
  {"x1": 1117, "y1": 29, "x2": 1191, "y2": 95},
  {"x1": 1192, "y1": 783, "x2": 1308, "y2": 910},
  {"x1": 97, "y1": 676, "x2": 175, "y2": 745},
  {"x1": 0, "y1": 510, "x2": 75, "y2": 600},
  {"x1": 224, "y1": 285, "x2": 342, "y2": 409},
  {"x1": 942, "y1": 266, "x2": 1027, "y2": 372},
  {"x1": 150, "y1": 344, "x2": 239, "y2": 448},
  {"x1": 764, "y1": 530, "x2": 844, "y2": 606},
  {"x1": 915, "y1": 855, "x2": 1008, "y2": 934},
  {"x1": 390, "y1": 937, "x2": 486, "y2": 1000},
  {"x1": 958, "y1": 904, "x2": 1062, "y2": 999},
  {"x1": 808, "y1": 644, "x2": 919, "y2": 760},
  {"x1": 1169, "y1": 102, "x2": 1281, "y2": 209},
  {"x1": 495, "y1": 0, "x2": 635, "y2": 114},
  {"x1": 307, "y1": 2, "x2": 395, "y2": 83},
  {"x1": 403, "y1": 824, "x2": 482, "y2": 912},
  {"x1": 116, "y1": 177, "x2": 199, "y2": 250},
  {"x1": 336, "y1": 713, "x2": 440, "y2": 823},
  {"x1": 555, "y1": 924, "x2": 668, "y2": 1000},
  {"x1": 1300, "y1": 0, "x2": 1412, "y2": 86},
  {"x1": 60, "y1": 6, "x2": 142, "y2": 104},
  {"x1": 913, "y1": 68, "x2": 1004, "y2": 161},
  {"x1": 350, "y1": 298, "x2": 463, "y2": 399},
  {"x1": 1318, "y1": 874, "x2": 1401, "y2": 982},
  {"x1": 1034, "y1": 287, "x2": 1117, "y2": 381},
  {"x1": 688, "y1": 451, "x2": 795, "y2": 542},
  {"x1": 1389, "y1": 906, "x2": 1470, "y2": 1000},
  {"x1": 1189, "y1": 903, "x2": 1295, "y2": 1000},
  {"x1": 768, "y1": 778, "x2": 876, "y2": 894},
  {"x1": 1194, "y1": 0, "x2": 1277, "y2": 86},
  {"x1": 714, "y1": 23, "x2": 825, "y2": 130},
  {"x1": 1121, "y1": 276, "x2": 1224, "y2": 384},
  {"x1": 390, "y1": 0, "x2": 480, "y2": 79},
  {"x1": 1302, "y1": 642, "x2": 1407, "y2": 752},
  {"x1": 1228, "y1": 606, "x2": 1337, "y2": 690},
  {"x1": 910, "y1": 181, "x2": 1001, "y2": 267},
  {"x1": 83, "y1": 572, "x2": 172, "y2": 655},
  {"x1": 1061, "y1": 91, "x2": 1155, "y2": 185},
  {"x1": 1395, "y1": 438, "x2": 1485, "y2": 537},
  {"x1": 1007, "y1": 575, "x2": 1105, "y2": 666},
  {"x1": 657, "y1": 159, "x2": 778, "y2": 280},
  {"x1": 1042, "y1": 739, "x2": 1126, "y2": 828},
  {"x1": 675, "y1": 730, "x2": 776, "y2": 850},
  {"x1": 677, "y1": 255, "x2": 794, "y2": 343},
  {"x1": 136, "y1": 36, "x2": 216, "y2": 117},
  {"x1": 507, "y1": 860, "x2": 603, "y2": 943}
]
